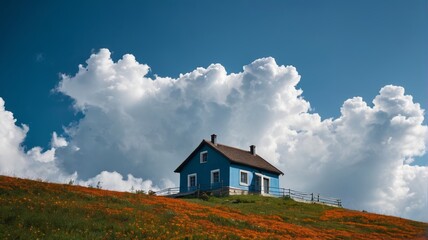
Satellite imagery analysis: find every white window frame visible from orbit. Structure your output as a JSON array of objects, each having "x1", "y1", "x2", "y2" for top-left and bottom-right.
[
  {"x1": 188, "y1": 173, "x2": 197, "y2": 188},
  {"x1": 239, "y1": 170, "x2": 250, "y2": 186},
  {"x1": 200, "y1": 151, "x2": 208, "y2": 163},
  {"x1": 211, "y1": 169, "x2": 220, "y2": 184}
]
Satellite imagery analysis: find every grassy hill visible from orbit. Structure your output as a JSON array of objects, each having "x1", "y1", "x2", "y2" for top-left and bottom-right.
[{"x1": 0, "y1": 176, "x2": 427, "y2": 239}]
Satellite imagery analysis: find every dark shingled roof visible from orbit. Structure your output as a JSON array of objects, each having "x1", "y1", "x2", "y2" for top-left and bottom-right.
[{"x1": 174, "y1": 139, "x2": 284, "y2": 175}]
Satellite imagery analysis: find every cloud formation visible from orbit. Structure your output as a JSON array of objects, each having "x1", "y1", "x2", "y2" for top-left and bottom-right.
[
  {"x1": 0, "y1": 97, "x2": 157, "y2": 192},
  {"x1": 0, "y1": 98, "x2": 70, "y2": 181},
  {"x1": 0, "y1": 48, "x2": 426, "y2": 221},
  {"x1": 274, "y1": 86, "x2": 428, "y2": 220}
]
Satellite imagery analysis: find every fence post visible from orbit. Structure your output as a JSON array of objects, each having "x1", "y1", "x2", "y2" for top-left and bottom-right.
[
  {"x1": 288, "y1": 188, "x2": 291, "y2": 197},
  {"x1": 311, "y1": 193, "x2": 314, "y2": 202},
  {"x1": 317, "y1": 194, "x2": 319, "y2": 202}
]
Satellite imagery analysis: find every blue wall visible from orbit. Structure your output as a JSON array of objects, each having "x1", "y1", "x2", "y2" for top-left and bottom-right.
[
  {"x1": 179, "y1": 144, "x2": 230, "y2": 192},
  {"x1": 229, "y1": 164, "x2": 280, "y2": 192}
]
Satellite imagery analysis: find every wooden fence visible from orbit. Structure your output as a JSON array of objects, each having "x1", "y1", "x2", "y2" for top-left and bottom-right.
[{"x1": 156, "y1": 183, "x2": 342, "y2": 207}]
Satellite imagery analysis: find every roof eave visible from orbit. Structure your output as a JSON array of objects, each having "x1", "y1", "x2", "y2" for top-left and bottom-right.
[{"x1": 229, "y1": 160, "x2": 284, "y2": 176}]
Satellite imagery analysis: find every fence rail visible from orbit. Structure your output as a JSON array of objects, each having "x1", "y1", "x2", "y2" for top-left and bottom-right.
[
  {"x1": 273, "y1": 187, "x2": 342, "y2": 207},
  {"x1": 156, "y1": 187, "x2": 180, "y2": 196},
  {"x1": 156, "y1": 183, "x2": 341, "y2": 207}
]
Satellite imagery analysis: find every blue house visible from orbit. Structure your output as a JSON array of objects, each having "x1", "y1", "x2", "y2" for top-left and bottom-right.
[{"x1": 174, "y1": 134, "x2": 284, "y2": 196}]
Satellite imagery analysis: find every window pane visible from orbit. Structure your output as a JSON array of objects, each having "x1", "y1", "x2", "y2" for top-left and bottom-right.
[
  {"x1": 240, "y1": 172, "x2": 248, "y2": 184},
  {"x1": 190, "y1": 176, "x2": 196, "y2": 187},
  {"x1": 201, "y1": 152, "x2": 208, "y2": 163},
  {"x1": 213, "y1": 171, "x2": 219, "y2": 183}
]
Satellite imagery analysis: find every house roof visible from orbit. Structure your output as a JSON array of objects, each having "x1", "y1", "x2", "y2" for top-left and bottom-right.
[{"x1": 174, "y1": 139, "x2": 284, "y2": 175}]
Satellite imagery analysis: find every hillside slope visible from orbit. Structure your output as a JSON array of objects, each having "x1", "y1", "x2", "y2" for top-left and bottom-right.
[{"x1": 0, "y1": 175, "x2": 426, "y2": 239}]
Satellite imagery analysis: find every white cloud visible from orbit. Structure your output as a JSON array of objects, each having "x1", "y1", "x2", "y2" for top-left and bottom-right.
[
  {"x1": 56, "y1": 50, "x2": 308, "y2": 184},
  {"x1": 77, "y1": 171, "x2": 158, "y2": 192},
  {"x1": 27, "y1": 147, "x2": 56, "y2": 163},
  {"x1": 51, "y1": 131, "x2": 68, "y2": 148},
  {"x1": 26, "y1": 131, "x2": 68, "y2": 163},
  {"x1": 1, "y1": 48, "x2": 427, "y2": 221},
  {"x1": 0, "y1": 97, "x2": 72, "y2": 181},
  {"x1": 273, "y1": 85, "x2": 428, "y2": 221},
  {"x1": 0, "y1": 97, "x2": 29, "y2": 174},
  {"x1": 0, "y1": 97, "x2": 157, "y2": 192}
]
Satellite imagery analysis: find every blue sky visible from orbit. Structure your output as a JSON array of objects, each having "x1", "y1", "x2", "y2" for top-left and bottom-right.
[{"x1": 0, "y1": 1, "x2": 427, "y2": 221}]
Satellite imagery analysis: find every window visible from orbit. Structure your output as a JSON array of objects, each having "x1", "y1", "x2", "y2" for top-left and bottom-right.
[
  {"x1": 239, "y1": 170, "x2": 250, "y2": 186},
  {"x1": 211, "y1": 169, "x2": 220, "y2": 184},
  {"x1": 188, "y1": 173, "x2": 197, "y2": 188},
  {"x1": 200, "y1": 151, "x2": 208, "y2": 163}
]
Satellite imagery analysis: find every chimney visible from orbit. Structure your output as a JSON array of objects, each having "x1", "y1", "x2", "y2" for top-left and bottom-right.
[
  {"x1": 250, "y1": 145, "x2": 256, "y2": 155},
  {"x1": 211, "y1": 134, "x2": 217, "y2": 145}
]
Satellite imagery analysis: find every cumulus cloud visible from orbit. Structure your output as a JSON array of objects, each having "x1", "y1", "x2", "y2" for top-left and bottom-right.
[
  {"x1": 27, "y1": 147, "x2": 56, "y2": 163},
  {"x1": 1, "y1": 48, "x2": 427, "y2": 221},
  {"x1": 54, "y1": 49, "x2": 427, "y2": 221},
  {"x1": 273, "y1": 86, "x2": 428, "y2": 221},
  {"x1": 0, "y1": 97, "x2": 29, "y2": 174},
  {"x1": 56, "y1": 49, "x2": 307, "y2": 183},
  {"x1": 0, "y1": 97, "x2": 157, "y2": 192},
  {"x1": 0, "y1": 97, "x2": 71, "y2": 181},
  {"x1": 77, "y1": 171, "x2": 158, "y2": 192}
]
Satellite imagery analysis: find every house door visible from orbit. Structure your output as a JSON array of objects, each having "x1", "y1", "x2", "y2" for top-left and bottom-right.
[
  {"x1": 263, "y1": 177, "x2": 269, "y2": 194},
  {"x1": 255, "y1": 175, "x2": 261, "y2": 193}
]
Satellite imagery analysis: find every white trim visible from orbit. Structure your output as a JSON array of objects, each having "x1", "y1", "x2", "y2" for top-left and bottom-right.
[
  {"x1": 200, "y1": 151, "x2": 208, "y2": 163},
  {"x1": 239, "y1": 170, "x2": 250, "y2": 186},
  {"x1": 210, "y1": 169, "x2": 220, "y2": 184},
  {"x1": 187, "y1": 173, "x2": 197, "y2": 188}
]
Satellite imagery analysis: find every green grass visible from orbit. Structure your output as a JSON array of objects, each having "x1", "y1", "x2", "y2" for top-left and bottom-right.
[
  {"x1": 185, "y1": 195, "x2": 329, "y2": 224},
  {"x1": 183, "y1": 194, "x2": 427, "y2": 235},
  {"x1": 0, "y1": 176, "x2": 427, "y2": 239}
]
